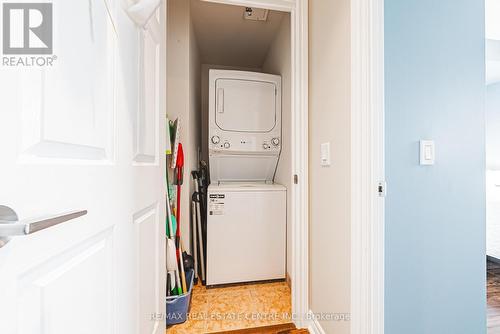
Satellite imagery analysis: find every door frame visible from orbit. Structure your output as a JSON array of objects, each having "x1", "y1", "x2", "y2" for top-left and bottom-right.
[
  {"x1": 193, "y1": 0, "x2": 310, "y2": 328},
  {"x1": 350, "y1": 0, "x2": 385, "y2": 333},
  {"x1": 171, "y1": 0, "x2": 386, "y2": 332}
]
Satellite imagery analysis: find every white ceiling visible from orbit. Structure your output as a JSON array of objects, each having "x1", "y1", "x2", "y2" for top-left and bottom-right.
[{"x1": 190, "y1": 0, "x2": 287, "y2": 68}]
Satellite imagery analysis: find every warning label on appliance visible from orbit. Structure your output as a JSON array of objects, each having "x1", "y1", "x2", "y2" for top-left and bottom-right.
[{"x1": 209, "y1": 194, "x2": 225, "y2": 215}]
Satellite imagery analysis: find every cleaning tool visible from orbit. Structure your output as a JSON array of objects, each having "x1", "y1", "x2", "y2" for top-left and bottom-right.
[
  {"x1": 166, "y1": 163, "x2": 175, "y2": 202},
  {"x1": 182, "y1": 251, "x2": 194, "y2": 272},
  {"x1": 165, "y1": 163, "x2": 176, "y2": 239},
  {"x1": 191, "y1": 201, "x2": 199, "y2": 282},
  {"x1": 175, "y1": 144, "x2": 184, "y2": 224},
  {"x1": 174, "y1": 143, "x2": 187, "y2": 292},
  {"x1": 178, "y1": 241, "x2": 187, "y2": 293},
  {"x1": 166, "y1": 151, "x2": 173, "y2": 194},
  {"x1": 192, "y1": 171, "x2": 206, "y2": 283},
  {"x1": 166, "y1": 124, "x2": 185, "y2": 295},
  {"x1": 166, "y1": 177, "x2": 181, "y2": 294},
  {"x1": 170, "y1": 119, "x2": 181, "y2": 168},
  {"x1": 199, "y1": 160, "x2": 209, "y2": 255},
  {"x1": 166, "y1": 188, "x2": 183, "y2": 294},
  {"x1": 167, "y1": 237, "x2": 182, "y2": 295},
  {"x1": 165, "y1": 117, "x2": 172, "y2": 155},
  {"x1": 166, "y1": 272, "x2": 171, "y2": 296},
  {"x1": 167, "y1": 271, "x2": 176, "y2": 296},
  {"x1": 166, "y1": 201, "x2": 177, "y2": 239},
  {"x1": 166, "y1": 152, "x2": 176, "y2": 238}
]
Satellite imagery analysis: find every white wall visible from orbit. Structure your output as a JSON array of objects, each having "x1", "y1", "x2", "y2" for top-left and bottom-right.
[
  {"x1": 487, "y1": 83, "x2": 500, "y2": 170},
  {"x1": 167, "y1": 0, "x2": 201, "y2": 252},
  {"x1": 309, "y1": 1, "x2": 351, "y2": 333},
  {"x1": 188, "y1": 14, "x2": 201, "y2": 253},
  {"x1": 262, "y1": 15, "x2": 292, "y2": 279},
  {"x1": 486, "y1": 83, "x2": 500, "y2": 259},
  {"x1": 190, "y1": 1, "x2": 286, "y2": 68}
]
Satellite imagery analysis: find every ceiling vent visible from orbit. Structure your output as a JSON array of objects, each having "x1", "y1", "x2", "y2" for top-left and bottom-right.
[{"x1": 243, "y1": 7, "x2": 269, "y2": 21}]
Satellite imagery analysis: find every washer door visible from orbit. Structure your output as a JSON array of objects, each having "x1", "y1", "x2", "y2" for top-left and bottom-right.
[{"x1": 215, "y1": 78, "x2": 277, "y2": 133}]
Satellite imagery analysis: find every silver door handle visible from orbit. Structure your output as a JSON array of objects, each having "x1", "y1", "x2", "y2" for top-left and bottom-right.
[{"x1": 0, "y1": 205, "x2": 87, "y2": 248}]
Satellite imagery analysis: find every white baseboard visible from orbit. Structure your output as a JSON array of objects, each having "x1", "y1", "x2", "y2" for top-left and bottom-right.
[{"x1": 307, "y1": 310, "x2": 326, "y2": 334}]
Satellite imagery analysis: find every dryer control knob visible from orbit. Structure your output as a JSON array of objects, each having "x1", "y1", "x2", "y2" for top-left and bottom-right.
[
  {"x1": 211, "y1": 136, "x2": 220, "y2": 144},
  {"x1": 263, "y1": 143, "x2": 270, "y2": 149},
  {"x1": 271, "y1": 138, "x2": 280, "y2": 146},
  {"x1": 223, "y1": 142, "x2": 230, "y2": 149}
]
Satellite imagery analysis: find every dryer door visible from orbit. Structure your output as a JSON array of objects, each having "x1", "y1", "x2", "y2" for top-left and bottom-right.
[{"x1": 215, "y1": 79, "x2": 277, "y2": 133}]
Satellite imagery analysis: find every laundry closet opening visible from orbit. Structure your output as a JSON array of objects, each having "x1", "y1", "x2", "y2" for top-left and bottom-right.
[{"x1": 166, "y1": 1, "x2": 293, "y2": 332}]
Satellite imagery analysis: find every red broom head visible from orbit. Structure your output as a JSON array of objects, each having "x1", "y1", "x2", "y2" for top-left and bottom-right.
[{"x1": 176, "y1": 143, "x2": 184, "y2": 168}]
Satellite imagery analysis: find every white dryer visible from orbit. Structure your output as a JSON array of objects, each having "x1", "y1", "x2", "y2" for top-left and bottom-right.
[{"x1": 208, "y1": 70, "x2": 282, "y2": 183}]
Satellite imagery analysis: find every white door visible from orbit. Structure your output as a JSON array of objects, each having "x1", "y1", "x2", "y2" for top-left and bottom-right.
[{"x1": 0, "y1": 1, "x2": 166, "y2": 334}]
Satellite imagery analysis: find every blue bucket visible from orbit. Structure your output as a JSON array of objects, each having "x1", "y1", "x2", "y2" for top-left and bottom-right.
[{"x1": 166, "y1": 269, "x2": 194, "y2": 325}]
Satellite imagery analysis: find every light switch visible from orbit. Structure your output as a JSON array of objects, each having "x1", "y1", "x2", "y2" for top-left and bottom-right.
[
  {"x1": 321, "y1": 142, "x2": 331, "y2": 166},
  {"x1": 420, "y1": 140, "x2": 435, "y2": 165}
]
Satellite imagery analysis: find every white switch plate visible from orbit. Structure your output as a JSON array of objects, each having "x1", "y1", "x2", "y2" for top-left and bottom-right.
[
  {"x1": 420, "y1": 140, "x2": 435, "y2": 165},
  {"x1": 321, "y1": 142, "x2": 331, "y2": 166}
]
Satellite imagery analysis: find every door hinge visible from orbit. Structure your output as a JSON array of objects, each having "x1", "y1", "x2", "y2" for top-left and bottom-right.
[
  {"x1": 293, "y1": 174, "x2": 298, "y2": 184},
  {"x1": 378, "y1": 181, "x2": 387, "y2": 197}
]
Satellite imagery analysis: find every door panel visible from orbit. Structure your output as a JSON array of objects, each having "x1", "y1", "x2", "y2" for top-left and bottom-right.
[
  {"x1": 20, "y1": 0, "x2": 115, "y2": 162},
  {"x1": 135, "y1": 26, "x2": 160, "y2": 164},
  {"x1": 135, "y1": 204, "x2": 161, "y2": 334},
  {"x1": 0, "y1": 1, "x2": 166, "y2": 334},
  {"x1": 18, "y1": 229, "x2": 114, "y2": 334}
]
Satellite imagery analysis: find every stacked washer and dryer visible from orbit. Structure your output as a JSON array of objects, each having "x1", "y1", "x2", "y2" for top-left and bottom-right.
[{"x1": 206, "y1": 70, "x2": 286, "y2": 286}]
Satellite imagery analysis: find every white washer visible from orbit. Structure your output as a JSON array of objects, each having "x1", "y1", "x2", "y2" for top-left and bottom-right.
[{"x1": 206, "y1": 183, "x2": 286, "y2": 285}]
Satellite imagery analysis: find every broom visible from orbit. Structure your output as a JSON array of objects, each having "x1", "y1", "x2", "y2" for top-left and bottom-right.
[{"x1": 175, "y1": 143, "x2": 187, "y2": 293}]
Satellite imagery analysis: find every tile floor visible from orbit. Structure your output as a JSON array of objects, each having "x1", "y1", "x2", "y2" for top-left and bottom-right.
[{"x1": 167, "y1": 281, "x2": 292, "y2": 334}]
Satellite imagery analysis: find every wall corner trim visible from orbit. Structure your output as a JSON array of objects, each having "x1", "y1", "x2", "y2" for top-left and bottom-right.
[
  {"x1": 307, "y1": 310, "x2": 327, "y2": 334},
  {"x1": 351, "y1": 0, "x2": 385, "y2": 333}
]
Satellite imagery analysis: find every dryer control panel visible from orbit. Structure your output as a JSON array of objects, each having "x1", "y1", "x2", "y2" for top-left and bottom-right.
[{"x1": 209, "y1": 132, "x2": 281, "y2": 154}]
